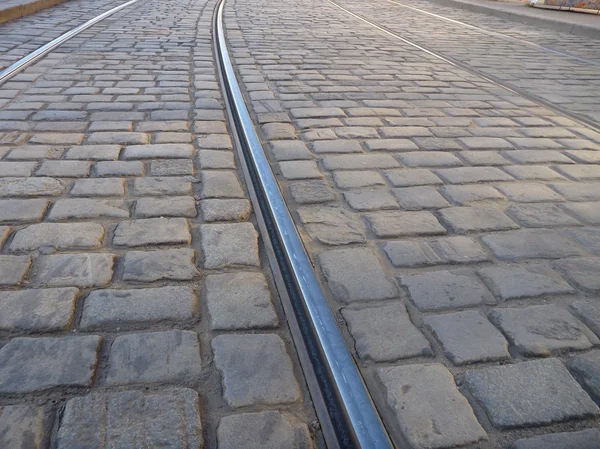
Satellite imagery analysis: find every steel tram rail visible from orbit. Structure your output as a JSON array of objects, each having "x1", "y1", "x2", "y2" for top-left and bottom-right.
[
  {"x1": 327, "y1": 0, "x2": 600, "y2": 132},
  {"x1": 0, "y1": 0, "x2": 141, "y2": 86},
  {"x1": 212, "y1": 0, "x2": 395, "y2": 448}
]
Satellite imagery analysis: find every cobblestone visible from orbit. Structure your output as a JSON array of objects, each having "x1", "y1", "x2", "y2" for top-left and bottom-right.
[
  {"x1": 0, "y1": 255, "x2": 30, "y2": 285},
  {"x1": 401, "y1": 270, "x2": 495, "y2": 311},
  {"x1": 0, "y1": 404, "x2": 46, "y2": 449},
  {"x1": 34, "y1": 253, "x2": 115, "y2": 287},
  {"x1": 425, "y1": 310, "x2": 509, "y2": 365},
  {"x1": 217, "y1": 411, "x2": 312, "y2": 449},
  {"x1": 133, "y1": 177, "x2": 191, "y2": 196},
  {"x1": 106, "y1": 330, "x2": 201, "y2": 385},
  {"x1": 555, "y1": 257, "x2": 600, "y2": 291},
  {"x1": 200, "y1": 223, "x2": 259, "y2": 269},
  {"x1": 70, "y1": 178, "x2": 125, "y2": 197},
  {"x1": 489, "y1": 305, "x2": 596, "y2": 356},
  {"x1": 439, "y1": 206, "x2": 519, "y2": 233},
  {"x1": 377, "y1": 364, "x2": 486, "y2": 448},
  {"x1": 113, "y1": 218, "x2": 190, "y2": 247},
  {"x1": 342, "y1": 302, "x2": 431, "y2": 362},
  {"x1": 48, "y1": 199, "x2": 129, "y2": 221},
  {"x1": 56, "y1": 389, "x2": 203, "y2": 449},
  {"x1": 514, "y1": 429, "x2": 600, "y2": 449},
  {"x1": 10, "y1": 223, "x2": 105, "y2": 252},
  {"x1": 365, "y1": 210, "x2": 446, "y2": 237},
  {"x1": 121, "y1": 249, "x2": 198, "y2": 282},
  {"x1": 466, "y1": 359, "x2": 598, "y2": 428},
  {"x1": 568, "y1": 350, "x2": 600, "y2": 402},
  {"x1": 0, "y1": 335, "x2": 101, "y2": 393},
  {"x1": 212, "y1": 334, "x2": 300, "y2": 407},
  {"x1": 570, "y1": 300, "x2": 600, "y2": 338},
  {"x1": 318, "y1": 247, "x2": 397, "y2": 302},
  {"x1": 482, "y1": 229, "x2": 581, "y2": 260},
  {"x1": 80, "y1": 286, "x2": 197, "y2": 330}
]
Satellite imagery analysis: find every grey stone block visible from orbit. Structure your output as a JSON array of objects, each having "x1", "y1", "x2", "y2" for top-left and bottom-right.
[
  {"x1": 34, "y1": 253, "x2": 115, "y2": 287},
  {"x1": 0, "y1": 335, "x2": 101, "y2": 393},
  {"x1": 439, "y1": 207, "x2": 519, "y2": 233},
  {"x1": 478, "y1": 265, "x2": 575, "y2": 300},
  {"x1": 466, "y1": 359, "x2": 598, "y2": 428},
  {"x1": 135, "y1": 196, "x2": 197, "y2": 218},
  {"x1": 122, "y1": 249, "x2": 198, "y2": 282},
  {"x1": 217, "y1": 411, "x2": 312, "y2": 449},
  {"x1": 289, "y1": 180, "x2": 335, "y2": 204},
  {"x1": 0, "y1": 405, "x2": 47, "y2": 449},
  {"x1": 70, "y1": 178, "x2": 125, "y2": 197},
  {"x1": 0, "y1": 177, "x2": 64, "y2": 197},
  {"x1": 56, "y1": 388, "x2": 203, "y2": 449},
  {"x1": 106, "y1": 330, "x2": 201, "y2": 385},
  {"x1": 297, "y1": 205, "x2": 365, "y2": 245},
  {"x1": 425, "y1": 310, "x2": 509, "y2": 365},
  {"x1": 80, "y1": 286, "x2": 198, "y2": 329},
  {"x1": 401, "y1": 270, "x2": 495, "y2": 311},
  {"x1": 212, "y1": 334, "x2": 300, "y2": 407},
  {"x1": 48, "y1": 199, "x2": 129, "y2": 221},
  {"x1": 0, "y1": 255, "x2": 30, "y2": 286},
  {"x1": 113, "y1": 218, "x2": 190, "y2": 247},
  {"x1": 568, "y1": 350, "x2": 600, "y2": 402},
  {"x1": 555, "y1": 257, "x2": 600, "y2": 291},
  {"x1": 200, "y1": 171, "x2": 245, "y2": 198},
  {"x1": 0, "y1": 287, "x2": 78, "y2": 331},
  {"x1": 344, "y1": 188, "x2": 398, "y2": 211},
  {"x1": 10, "y1": 223, "x2": 104, "y2": 252},
  {"x1": 206, "y1": 272, "x2": 278, "y2": 330},
  {"x1": 513, "y1": 429, "x2": 600, "y2": 449},
  {"x1": 377, "y1": 364, "x2": 486, "y2": 448},
  {"x1": 342, "y1": 302, "x2": 431, "y2": 362},
  {"x1": 482, "y1": 230, "x2": 581, "y2": 260},
  {"x1": 489, "y1": 305, "x2": 595, "y2": 356},
  {"x1": 318, "y1": 247, "x2": 397, "y2": 302},
  {"x1": 0, "y1": 199, "x2": 48, "y2": 223},
  {"x1": 365, "y1": 210, "x2": 446, "y2": 237},
  {"x1": 570, "y1": 300, "x2": 600, "y2": 337},
  {"x1": 200, "y1": 223, "x2": 259, "y2": 269}
]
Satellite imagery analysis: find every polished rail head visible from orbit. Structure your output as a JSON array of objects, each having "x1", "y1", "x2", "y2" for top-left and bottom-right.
[
  {"x1": 213, "y1": 1, "x2": 394, "y2": 448},
  {"x1": 0, "y1": 0, "x2": 140, "y2": 86}
]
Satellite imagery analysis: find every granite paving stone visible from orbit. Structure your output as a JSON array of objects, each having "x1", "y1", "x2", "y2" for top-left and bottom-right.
[
  {"x1": 465, "y1": 359, "x2": 599, "y2": 428},
  {"x1": 34, "y1": 253, "x2": 115, "y2": 287},
  {"x1": 401, "y1": 270, "x2": 495, "y2": 311},
  {"x1": 121, "y1": 249, "x2": 198, "y2": 282},
  {"x1": 342, "y1": 303, "x2": 431, "y2": 362},
  {"x1": 513, "y1": 429, "x2": 600, "y2": 449},
  {"x1": 0, "y1": 335, "x2": 102, "y2": 393},
  {"x1": 10, "y1": 223, "x2": 105, "y2": 252},
  {"x1": 0, "y1": 405, "x2": 47, "y2": 449},
  {"x1": 377, "y1": 364, "x2": 487, "y2": 448},
  {"x1": 212, "y1": 334, "x2": 300, "y2": 407},
  {"x1": 425, "y1": 310, "x2": 510, "y2": 365},
  {"x1": 488, "y1": 305, "x2": 596, "y2": 356},
  {"x1": 106, "y1": 330, "x2": 201, "y2": 385},
  {"x1": 200, "y1": 223, "x2": 260, "y2": 269},
  {"x1": 568, "y1": 351, "x2": 600, "y2": 402},
  {"x1": 80, "y1": 286, "x2": 198, "y2": 329},
  {"x1": 56, "y1": 389, "x2": 203, "y2": 449},
  {"x1": 318, "y1": 247, "x2": 397, "y2": 302}
]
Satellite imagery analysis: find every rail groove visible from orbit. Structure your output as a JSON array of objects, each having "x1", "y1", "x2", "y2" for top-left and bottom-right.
[{"x1": 212, "y1": 0, "x2": 395, "y2": 448}]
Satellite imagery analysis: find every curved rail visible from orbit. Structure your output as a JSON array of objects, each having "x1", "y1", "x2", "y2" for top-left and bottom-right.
[
  {"x1": 0, "y1": 0, "x2": 140, "y2": 86},
  {"x1": 213, "y1": 1, "x2": 394, "y2": 448}
]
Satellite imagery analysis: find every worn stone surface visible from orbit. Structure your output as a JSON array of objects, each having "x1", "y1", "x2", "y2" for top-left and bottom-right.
[
  {"x1": 113, "y1": 218, "x2": 190, "y2": 247},
  {"x1": 482, "y1": 230, "x2": 581, "y2": 260},
  {"x1": 318, "y1": 248, "x2": 397, "y2": 302},
  {"x1": 489, "y1": 305, "x2": 595, "y2": 356},
  {"x1": 106, "y1": 330, "x2": 201, "y2": 385},
  {"x1": 570, "y1": 299, "x2": 600, "y2": 338},
  {"x1": 135, "y1": 196, "x2": 197, "y2": 218},
  {"x1": 365, "y1": 210, "x2": 446, "y2": 237},
  {"x1": 555, "y1": 257, "x2": 600, "y2": 291},
  {"x1": 0, "y1": 177, "x2": 64, "y2": 197},
  {"x1": 121, "y1": 249, "x2": 198, "y2": 282},
  {"x1": 133, "y1": 177, "x2": 192, "y2": 196},
  {"x1": 401, "y1": 270, "x2": 495, "y2": 311},
  {"x1": 384, "y1": 236, "x2": 489, "y2": 267},
  {"x1": 80, "y1": 286, "x2": 198, "y2": 329},
  {"x1": 568, "y1": 350, "x2": 600, "y2": 402},
  {"x1": 478, "y1": 265, "x2": 575, "y2": 300},
  {"x1": 0, "y1": 405, "x2": 46, "y2": 449},
  {"x1": 425, "y1": 310, "x2": 509, "y2": 365},
  {"x1": 212, "y1": 334, "x2": 300, "y2": 407},
  {"x1": 70, "y1": 178, "x2": 125, "y2": 197},
  {"x1": 205, "y1": 272, "x2": 278, "y2": 330},
  {"x1": 439, "y1": 207, "x2": 519, "y2": 233},
  {"x1": 200, "y1": 223, "x2": 259, "y2": 269},
  {"x1": 0, "y1": 255, "x2": 31, "y2": 286},
  {"x1": 0, "y1": 199, "x2": 48, "y2": 223},
  {"x1": 10, "y1": 223, "x2": 104, "y2": 252},
  {"x1": 199, "y1": 199, "x2": 251, "y2": 222},
  {"x1": 297, "y1": 205, "x2": 365, "y2": 245},
  {"x1": 48, "y1": 199, "x2": 129, "y2": 221},
  {"x1": 217, "y1": 411, "x2": 312, "y2": 449},
  {"x1": 34, "y1": 253, "x2": 115, "y2": 287},
  {"x1": 290, "y1": 180, "x2": 335, "y2": 204},
  {"x1": 513, "y1": 429, "x2": 600, "y2": 449},
  {"x1": 0, "y1": 287, "x2": 78, "y2": 332},
  {"x1": 377, "y1": 364, "x2": 487, "y2": 448},
  {"x1": 342, "y1": 302, "x2": 431, "y2": 362},
  {"x1": 0, "y1": 335, "x2": 101, "y2": 393},
  {"x1": 56, "y1": 388, "x2": 203, "y2": 449},
  {"x1": 465, "y1": 359, "x2": 599, "y2": 428}
]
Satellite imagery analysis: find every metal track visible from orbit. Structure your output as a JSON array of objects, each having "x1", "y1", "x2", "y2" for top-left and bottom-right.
[
  {"x1": 0, "y1": 0, "x2": 140, "y2": 86},
  {"x1": 327, "y1": 0, "x2": 600, "y2": 132},
  {"x1": 212, "y1": 1, "x2": 395, "y2": 448}
]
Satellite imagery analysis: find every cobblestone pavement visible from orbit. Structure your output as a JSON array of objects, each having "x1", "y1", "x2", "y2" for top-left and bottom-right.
[
  {"x1": 225, "y1": 0, "x2": 600, "y2": 447},
  {"x1": 0, "y1": 0, "x2": 321, "y2": 447},
  {"x1": 0, "y1": 0, "x2": 133, "y2": 71},
  {"x1": 334, "y1": 0, "x2": 600, "y2": 126}
]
